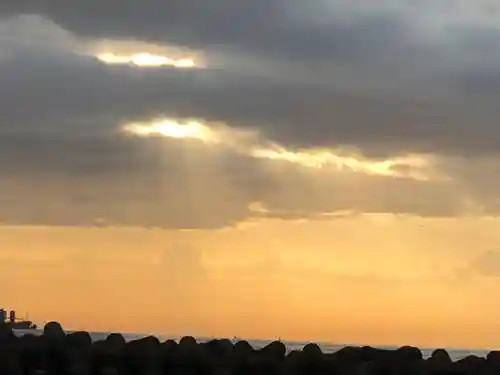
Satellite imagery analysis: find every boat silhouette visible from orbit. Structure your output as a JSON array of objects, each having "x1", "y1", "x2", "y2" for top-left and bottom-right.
[{"x1": 0, "y1": 308, "x2": 37, "y2": 329}]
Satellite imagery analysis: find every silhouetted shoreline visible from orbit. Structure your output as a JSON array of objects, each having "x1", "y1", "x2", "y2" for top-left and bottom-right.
[{"x1": 2, "y1": 321, "x2": 498, "y2": 374}]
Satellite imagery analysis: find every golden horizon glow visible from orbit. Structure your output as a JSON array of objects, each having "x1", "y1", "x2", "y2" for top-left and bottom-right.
[
  {"x1": 96, "y1": 52, "x2": 199, "y2": 68},
  {"x1": 122, "y1": 117, "x2": 436, "y2": 180},
  {"x1": 2, "y1": 217, "x2": 500, "y2": 349}
]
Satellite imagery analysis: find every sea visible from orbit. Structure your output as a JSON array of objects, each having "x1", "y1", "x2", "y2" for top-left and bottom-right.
[{"x1": 12, "y1": 329, "x2": 491, "y2": 362}]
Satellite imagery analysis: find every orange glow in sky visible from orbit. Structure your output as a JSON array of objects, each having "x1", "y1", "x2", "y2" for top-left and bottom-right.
[{"x1": 2, "y1": 216, "x2": 500, "y2": 349}]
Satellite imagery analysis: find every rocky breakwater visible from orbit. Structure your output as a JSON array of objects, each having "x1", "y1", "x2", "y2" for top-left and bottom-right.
[{"x1": 1, "y1": 322, "x2": 499, "y2": 374}]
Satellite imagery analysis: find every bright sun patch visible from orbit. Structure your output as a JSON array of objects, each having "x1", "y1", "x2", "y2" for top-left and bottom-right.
[
  {"x1": 96, "y1": 52, "x2": 199, "y2": 68},
  {"x1": 123, "y1": 119, "x2": 217, "y2": 143},
  {"x1": 122, "y1": 118, "x2": 435, "y2": 180}
]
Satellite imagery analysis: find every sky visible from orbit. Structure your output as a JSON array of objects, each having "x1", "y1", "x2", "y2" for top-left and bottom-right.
[{"x1": 3, "y1": 0, "x2": 500, "y2": 349}]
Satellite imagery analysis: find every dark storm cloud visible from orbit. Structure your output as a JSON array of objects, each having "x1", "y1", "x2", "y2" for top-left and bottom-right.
[
  {"x1": 1, "y1": 3, "x2": 500, "y2": 228},
  {"x1": 1, "y1": 43, "x2": 500, "y2": 158},
  {"x1": 2, "y1": 0, "x2": 410, "y2": 62},
  {"x1": 3, "y1": 0, "x2": 496, "y2": 69},
  {"x1": 1, "y1": 5, "x2": 500, "y2": 156}
]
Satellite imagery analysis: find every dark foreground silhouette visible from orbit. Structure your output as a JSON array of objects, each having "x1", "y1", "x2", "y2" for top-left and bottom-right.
[{"x1": 1, "y1": 322, "x2": 498, "y2": 375}]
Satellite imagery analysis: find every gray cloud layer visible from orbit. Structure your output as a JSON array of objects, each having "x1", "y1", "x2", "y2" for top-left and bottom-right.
[{"x1": 1, "y1": 3, "x2": 500, "y2": 228}]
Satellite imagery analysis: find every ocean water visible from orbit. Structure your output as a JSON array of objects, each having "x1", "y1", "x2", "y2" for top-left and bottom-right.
[{"x1": 13, "y1": 329, "x2": 490, "y2": 362}]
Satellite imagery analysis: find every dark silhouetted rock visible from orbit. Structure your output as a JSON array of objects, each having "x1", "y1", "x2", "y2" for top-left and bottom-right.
[
  {"x1": 396, "y1": 345, "x2": 423, "y2": 361},
  {"x1": 486, "y1": 349, "x2": 500, "y2": 371},
  {"x1": 454, "y1": 355, "x2": 486, "y2": 375},
  {"x1": 19, "y1": 334, "x2": 50, "y2": 375},
  {"x1": 106, "y1": 333, "x2": 126, "y2": 349},
  {"x1": 426, "y1": 348, "x2": 453, "y2": 374},
  {"x1": 234, "y1": 340, "x2": 253, "y2": 355},
  {"x1": 43, "y1": 321, "x2": 65, "y2": 341},
  {"x1": 124, "y1": 336, "x2": 161, "y2": 375},
  {"x1": 179, "y1": 335, "x2": 197, "y2": 348},
  {"x1": 263, "y1": 340, "x2": 286, "y2": 360},
  {"x1": 0, "y1": 334, "x2": 21, "y2": 375},
  {"x1": 431, "y1": 348, "x2": 451, "y2": 362},
  {"x1": 0, "y1": 323, "x2": 14, "y2": 341}
]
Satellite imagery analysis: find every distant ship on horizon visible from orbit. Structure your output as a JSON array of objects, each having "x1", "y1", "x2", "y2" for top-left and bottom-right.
[{"x1": 1, "y1": 308, "x2": 37, "y2": 330}]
